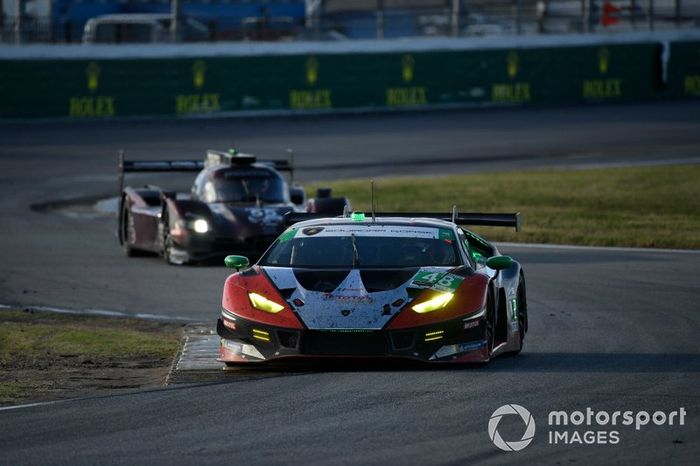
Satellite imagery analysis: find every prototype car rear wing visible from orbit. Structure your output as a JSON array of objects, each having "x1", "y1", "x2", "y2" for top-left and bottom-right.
[
  {"x1": 120, "y1": 159, "x2": 205, "y2": 173},
  {"x1": 117, "y1": 151, "x2": 204, "y2": 194},
  {"x1": 285, "y1": 212, "x2": 521, "y2": 231},
  {"x1": 118, "y1": 149, "x2": 296, "y2": 194}
]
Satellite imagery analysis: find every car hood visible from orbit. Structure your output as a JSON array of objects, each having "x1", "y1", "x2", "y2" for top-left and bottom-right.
[
  {"x1": 208, "y1": 203, "x2": 294, "y2": 237},
  {"x1": 262, "y1": 266, "x2": 457, "y2": 330}
]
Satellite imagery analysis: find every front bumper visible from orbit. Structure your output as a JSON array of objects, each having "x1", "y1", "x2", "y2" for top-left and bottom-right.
[
  {"x1": 172, "y1": 235, "x2": 278, "y2": 262},
  {"x1": 216, "y1": 311, "x2": 488, "y2": 364}
]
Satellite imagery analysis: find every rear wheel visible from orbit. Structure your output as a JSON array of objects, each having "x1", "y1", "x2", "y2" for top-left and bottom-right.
[
  {"x1": 121, "y1": 204, "x2": 136, "y2": 257},
  {"x1": 311, "y1": 197, "x2": 350, "y2": 215},
  {"x1": 485, "y1": 285, "x2": 496, "y2": 358},
  {"x1": 512, "y1": 274, "x2": 528, "y2": 355}
]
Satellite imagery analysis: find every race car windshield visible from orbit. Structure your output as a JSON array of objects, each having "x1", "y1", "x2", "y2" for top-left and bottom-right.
[
  {"x1": 203, "y1": 176, "x2": 286, "y2": 203},
  {"x1": 261, "y1": 230, "x2": 461, "y2": 268}
]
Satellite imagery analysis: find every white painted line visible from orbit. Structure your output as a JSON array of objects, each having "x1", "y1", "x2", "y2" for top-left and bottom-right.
[
  {"x1": 0, "y1": 400, "x2": 65, "y2": 412},
  {"x1": 496, "y1": 242, "x2": 700, "y2": 254},
  {"x1": 0, "y1": 304, "x2": 198, "y2": 322},
  {"x1": 566, "y1": 157, "x2": 700, "y2": 170}
]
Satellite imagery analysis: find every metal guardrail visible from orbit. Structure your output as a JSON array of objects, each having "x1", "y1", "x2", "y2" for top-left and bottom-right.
[{"x1": 1, "y1": 0, "x2": 698, "y2": 44}]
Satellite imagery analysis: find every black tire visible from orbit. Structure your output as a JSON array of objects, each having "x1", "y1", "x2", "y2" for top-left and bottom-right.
[
  {"x1": 162, "y1": 216, "x2": 176, "y2": 265},
  {"x1": 120, "y1": 203, "x2": 136, "y2": 257},
  {"x1": 161, "y1": 213, "x2": 189, "y2": 265},
  {"x1": 485, "y1": 285, "x2": 496, "y2": 359},
  {"x1": 512, "y1": 274, "x2": 528, "y2": 355},
  {"x1": 312, "y1": 197, "x2": 349, "y2": 215}
]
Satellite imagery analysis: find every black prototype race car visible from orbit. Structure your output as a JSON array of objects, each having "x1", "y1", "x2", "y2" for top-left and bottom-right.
[{"x1": 118, "y1": 149, "x2": 350, "y2": 264}]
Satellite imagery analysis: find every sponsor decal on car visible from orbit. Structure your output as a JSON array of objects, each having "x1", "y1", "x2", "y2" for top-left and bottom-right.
[
  {"x1": 246, "y1": 208, "x2": 283, "y2": 226},
  {"x1": 321, "y1": 293, "x2": 375, "y2": 304},
  {"x1": 295, "y1": 226, "x2": 442, "y2": 239},
  {"x1": 431, "y1": 340, "x2": 486, "y2": 359}
]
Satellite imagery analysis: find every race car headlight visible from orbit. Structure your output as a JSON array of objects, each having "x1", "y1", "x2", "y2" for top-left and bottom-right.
[
  {"x1": 248, "y1": 292, "x2": 284, "y2": 314},
  {"x1": 412, "y1": 292, "x2": 454, "y2": 314},
  {"x1": 192, "y1": 219, "x2": 209, "y2": 234}
]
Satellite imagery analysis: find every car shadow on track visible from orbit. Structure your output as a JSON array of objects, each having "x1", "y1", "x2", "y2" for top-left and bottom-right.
[
  {"x1": 487, "y1": 352, "x2": 700, "y2": 373},
  {"x1": 168, "y1": 358, "x2": 479, "y2": 385},
  {"x1": 220, "y1": 352, "x2": 700, "y2": 375},
  {"x1": 167, "y1": 352, "x2": 700, "y2": 386},
  {"x1": 222, "y1": 358, "x2": 487, "y2": 374}
]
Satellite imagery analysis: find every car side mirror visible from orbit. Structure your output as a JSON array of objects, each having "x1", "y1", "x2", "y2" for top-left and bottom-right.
[
  {"x1": 486, "y1": 255, "x2": 513, "y2": 270},
  {"x1": 224, "y1": 255, "x2": 250, "y2": 270}
]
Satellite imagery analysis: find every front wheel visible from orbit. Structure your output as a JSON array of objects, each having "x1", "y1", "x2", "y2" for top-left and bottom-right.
[
  {"x1": 161, "y1": 216, "x2": 188, "y2": 265},
  {"x1": 162, "y1": 218, "x2": 176, "y2": 265}
]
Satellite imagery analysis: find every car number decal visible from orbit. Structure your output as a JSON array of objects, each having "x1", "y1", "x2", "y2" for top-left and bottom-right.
[
  {"x1": 431, "y1": 274, "x2": 464, "y2": 293},
  {"x1": 412, "y1": 271, "x2": 464, "y2": 292},
  {"x1": 412, "y1": 271, "x2": 444, "y2": 286}
]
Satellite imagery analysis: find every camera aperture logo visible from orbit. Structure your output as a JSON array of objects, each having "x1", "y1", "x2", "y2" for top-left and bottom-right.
[
  {"x1": 488, "y1": 404, "x2": 536, "y2": 452},
  {"x1": 489, "y1": 405, "x2": 687, "y2": 451}
]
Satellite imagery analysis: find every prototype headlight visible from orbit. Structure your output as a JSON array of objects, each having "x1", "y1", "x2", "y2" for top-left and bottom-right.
[
  {"x1": 248, "y1": 292, "x2": 284, "y2": 313},
  {"x1": 192, "y1": 219, "x2": 209, "y2": 234},
  {"x1": 412, "y1": 292, "x2": 454, "y2": 314}
]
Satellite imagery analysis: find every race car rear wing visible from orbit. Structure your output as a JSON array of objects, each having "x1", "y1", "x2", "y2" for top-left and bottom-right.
[
  {"x1": 117, "y1": 151, "x2": 204, "y2": 194},
  {"x1": 120, "y1": 159, "x2": 205, "y2": 173},
  {"x1": 285, "y1": 211, "x2": 521, "y2": 231},
  {"x1": 118, "y1": 149, "x2": 295, "y2": 194}
]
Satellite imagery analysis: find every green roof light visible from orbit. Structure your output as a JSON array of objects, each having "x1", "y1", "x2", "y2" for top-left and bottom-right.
[{"x1": 351, "y1": 212, "x2": 366, "y2": 221}]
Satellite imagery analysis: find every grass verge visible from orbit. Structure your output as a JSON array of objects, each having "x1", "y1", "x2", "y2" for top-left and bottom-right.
[
  {"x1": 0, "y1": 309, "x2": 183, "y2": 406},
  {"x1": 309, "y1": 164, "x2": 700, "y2": 249}
]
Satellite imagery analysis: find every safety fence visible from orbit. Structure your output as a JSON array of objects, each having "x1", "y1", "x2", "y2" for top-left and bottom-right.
[
  {"x1": 0, "y1": 36, "x2": 697, "y2": 119},
  {"x1": 3, "y1": 1, "x2": 699, "y2": 44}
]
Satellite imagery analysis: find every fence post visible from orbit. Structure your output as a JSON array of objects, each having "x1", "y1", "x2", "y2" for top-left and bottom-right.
[
  {"x1": 14, "y1": 0, "x2": 23, "y2": 43},
  {"x1": 581, "y1": 0, "x2": 590, "y2": 33},
  {"x1": 305, "y1": 0, "x2": 322, "y2": 38},
  {"x1": 648, "y1": 0, "x2": 654, "y2": 30},
  {"x1": 515, "y1": 0, "x2": 522, "y2": 35},
  {"x1": 450, "y1": 0, "x2": 460, "y2": 37},
  {"x1": 170, "y1": 0, "x2": 180, "y2": 42},
  {"x1": 376, "y1": 0, "x2": 384, "y2": 39},
  {"x1": 537, "y1": 0, "x2": 549, "y2": 33}
]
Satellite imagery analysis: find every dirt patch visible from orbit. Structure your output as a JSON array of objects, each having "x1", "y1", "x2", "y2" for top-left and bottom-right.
[{"x1": 0, "y1": 308, "x2": 185, "y2": 406}]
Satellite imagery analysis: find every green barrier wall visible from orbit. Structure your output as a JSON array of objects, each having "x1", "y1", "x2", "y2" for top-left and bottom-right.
[
  {"x1": 0, "y1": 42, "x2": 663, "y2": 119},
  {"x1": 667, "y1": 40, "x2": 700, "y2": 99}
]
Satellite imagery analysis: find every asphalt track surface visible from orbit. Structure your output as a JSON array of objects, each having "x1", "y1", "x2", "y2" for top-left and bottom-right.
[{"x1": 0, "y1": 101, "x2": 699, "y2": 464}]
